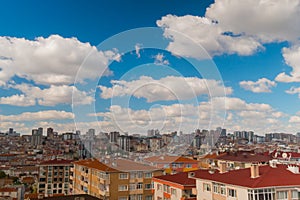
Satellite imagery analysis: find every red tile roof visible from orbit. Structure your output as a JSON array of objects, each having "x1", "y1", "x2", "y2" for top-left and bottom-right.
[
  {"x1": 215, "y1": 152, "x2": 271, "y2": 163},
  {"x1": 193, "y1": 164, "x2": 300, "y2": 188},
  {"x1": 153, "y1": 171, "x2": 196, "y2": 187}
]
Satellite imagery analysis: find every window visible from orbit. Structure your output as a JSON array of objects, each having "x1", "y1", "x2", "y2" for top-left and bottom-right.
[
  {"x1": 137, "y1": 182, "x2": 143, "y2": 190},
  {"x1": 292, "y1": 190, "x2": 300, "y2": 200},
  {"x1": 163, "y1": 185, "x2": 170, "y2": 193},
  {"x1": 137, "y1": 194, "x2": 142, "y2": 200},
  {"x1": 228, "y1": 189, "x2": 236, "y2": 197},
  {"x1": 145, "y1": 183, "x2": 152, "y2": 190},
  {"x1": 130, "y1": 183, "x2": 136, "y2": 191},
  {"x1": 248, "y1": 188, "x2": 275, "y2": 200},
  {"x1": 212, "y1": 182, "x2": 225, "y2": 195},
  {"x1": 277, "y1": 191, "x2": 288, "y2": 200},
  {"x1": 203, "y1": 183, "x2": 211, "y2": 192},
  {"x1": 119, "y1": 185, "x2": 128, "y2": 191},
  {"x1": 137, "y1": 172, "x2": 143, "y2": 178},
  {"x1": 145, "y1": 195, "x2": 152, "y2": 200},
  {"x1": 157, "y1": 184, "x2": 162, "y2": 191},
  {"x1": 171, "y1": 188, "x2": 177, "y2": 196},
  {"x1": 144, "y1": 172, "x2": 152, "y2": 178},
  {"x1": 118, "y1": 197, "x2": 128, "y2": 200},
  {"x1": 119, "y1": 173, "x2": 128, "y2": 179},
  {"x1": 186, "y1": 164, "x2": 192, "y2": 168}
]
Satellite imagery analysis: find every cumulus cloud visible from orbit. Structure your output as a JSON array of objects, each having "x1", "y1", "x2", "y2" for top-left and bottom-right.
[
  {"x1": 0, "y1": 110, "x2": 74, "y2": 122},
  {"x1": 285, "y1": 86, "x2": 300, "y2": 98},
  {"x1": 154, "y1": 53, "x2": 169, "y2": 65},
  {"x1": 157, "y1": 0, "x2": 300, "y2": 59},
  {"x1": 90, "y1": 97, "x2": 285, "y2": 134},
  {"x1": 98, "y1": 76, "x2": 232, "y2": 102},
  {"x1": 206, "y1": 0, "x2": 300, "y2": 43},
  {"x1": 0, "y1": 35, "x2": 120, "y2": 86},
  {"x1": 157, "y1": 15, "x2": 262, "y2": 58},
  {"x1": 239, "y1": 78, "x2": 277, "y2": 93},
  {"x1": 0, "y1": 84, "x2": 93, "y2": 106},
  {"x1": 276, "y1": 44, "x2": 300, "y2": 82}
]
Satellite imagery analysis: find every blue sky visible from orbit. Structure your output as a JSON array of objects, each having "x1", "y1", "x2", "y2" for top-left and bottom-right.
[{"x1": 1, "y1": 0, "x2": 300, "y2": 135}]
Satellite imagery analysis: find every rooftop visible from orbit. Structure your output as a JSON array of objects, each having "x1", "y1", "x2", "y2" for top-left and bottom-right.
[
  {"x1": 215, "y1": 152, "x2": 271, "y2": 163},
  {"x1": 144, "y1": 155, "x2": 198, "y2": 164},
  {"x1": 193, "y1": 164, "x2": 300, "y2": 188},
  {"x1": 39, "y1": 159, "x2": 73, "y2": 165},
  {"x1": 153, "y1": 171, "x2": 196, "y2": 188},
  {"x1": 107, "y1": 158, "x2": 161, "y2": 172},
  {"x1": 73, "y1": 159, "x2": 119, "y2": 172}
]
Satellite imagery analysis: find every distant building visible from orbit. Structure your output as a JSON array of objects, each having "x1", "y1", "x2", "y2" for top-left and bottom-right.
[{"x1": 31, "y1": 128, "x2": 43, "y2": 146}]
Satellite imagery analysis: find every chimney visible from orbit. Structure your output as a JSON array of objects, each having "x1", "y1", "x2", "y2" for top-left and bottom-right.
[
  {"x1": 269, "y1": 160, "x2": 277, "y2": 168},
  {"x1": 250, "y1": 163, "x2": 259, "y2": 178},
  {"x1": 219, "y1": 161, "x2": 227, "y2": 173}
]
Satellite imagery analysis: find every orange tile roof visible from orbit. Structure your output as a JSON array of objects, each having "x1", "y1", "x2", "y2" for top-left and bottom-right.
[
  {"x1": 107, "y1": 158, "x2": 161, "y2": 172},
  {"x1": 73, "y1": 159, "x2": 119, "y2": 172}
]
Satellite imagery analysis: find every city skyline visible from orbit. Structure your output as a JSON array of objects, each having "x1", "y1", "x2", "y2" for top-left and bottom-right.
[{"x1": 1, "y1": 0, "x2": 300, "y2": 136}]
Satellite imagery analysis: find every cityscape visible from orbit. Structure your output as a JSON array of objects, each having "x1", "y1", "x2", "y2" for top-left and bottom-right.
[{"x1": 1, "y1": 0, "x2": 300, "y2": 200}]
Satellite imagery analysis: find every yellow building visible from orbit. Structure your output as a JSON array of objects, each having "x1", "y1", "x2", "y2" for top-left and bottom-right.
[{"x1": 71, "y1": 158, "x2": 164, "y2": 200}]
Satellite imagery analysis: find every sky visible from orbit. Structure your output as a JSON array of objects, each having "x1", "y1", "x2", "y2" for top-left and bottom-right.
[{"x1": 1, "y1": 0, "x2": 300, "y2": 136}]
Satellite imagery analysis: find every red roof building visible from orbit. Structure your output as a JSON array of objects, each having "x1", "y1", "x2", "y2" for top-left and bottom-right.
[
  {"x1": 153, "y1": 172, "x2": 197, "y2": 200},
  {"x1": 191, "y1": 163, "x2": 300, "y2": 200}
]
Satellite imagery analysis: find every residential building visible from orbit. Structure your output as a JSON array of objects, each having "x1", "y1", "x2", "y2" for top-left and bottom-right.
[
  {"x1": 191, "y1": 163, "x2": 300, "y2": 200},
  {"x1": 37, "y1": 159, "x2": 73, "y2": 197},
  {"x1": 72, "y1": 158, "x2": 164, "y2": 199},
  {"x1": 153, "y1": 172, "x2": 196, "y2": 200}
]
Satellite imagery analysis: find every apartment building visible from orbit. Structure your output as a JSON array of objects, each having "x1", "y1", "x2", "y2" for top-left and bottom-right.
[
  {"x1": 37, "y1": 159, "x2": 73, "y2": 197},
  {"x1": 153, "y1": 172, "x2": 196, "y2": 200},
  {"x1": 72, "y1": 158, "x2": 164, "y2": 200},
  {"x1": 191, "y1": 162, "x2": 300, "y2": 200}
]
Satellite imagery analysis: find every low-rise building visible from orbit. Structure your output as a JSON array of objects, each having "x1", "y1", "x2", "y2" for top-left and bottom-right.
[{"x1": 153, "y1": 172, "x2": 196, "y2": 200}]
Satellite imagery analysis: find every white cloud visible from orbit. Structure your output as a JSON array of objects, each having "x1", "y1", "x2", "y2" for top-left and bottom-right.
[
  {"x1": 276, "y1": 44, "x2": 300, "y2": 82},
  {"x1": 99, "y1": 76, "x2": 232, "y2": 102},
  {"x1": 206, "y1": 0, "x2": 300, "y2": 43},
  {"x1": 239, "y1": 78, "x2": 276, "y2": 93},
  {"x1": 285, "y1": 86, "x2": 300, "y2": 98},
  {"x1": 289, "y1": 115, "x2": 300, "y2": 123},
  {"x1": 157, "y1": 0, "x2": 300, "y2": 59},
  {"x1": 0, "y1": 35, "x2": 119, "y2": 86},
  {"x1": 88, "y1": 96, "x2": 286, "y2": 134},
  {"x1": 154, "y1": 53, "x2": 169, "y2": 65},
  {"x1": 0, "y1": 110, "x2": 74, "y2": 122},
  {"x1": 135, "y1": 43, "x2": 141, "y2": 58},
  {"x1": 157, "y1": 15, "x2": 262, "y2": 58},
  {"x1": 0, "y1": 84, "x2": 93, "y2": 106}
]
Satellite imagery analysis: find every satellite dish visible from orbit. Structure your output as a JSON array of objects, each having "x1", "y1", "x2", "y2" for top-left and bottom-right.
[{"x1": 282, "y1": 153, "x2": 287, "y2": 159}]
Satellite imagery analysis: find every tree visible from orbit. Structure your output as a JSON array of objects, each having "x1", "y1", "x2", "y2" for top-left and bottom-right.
[{"x1": 0, "y1": 171, "x2": 6, "y2": 178}]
